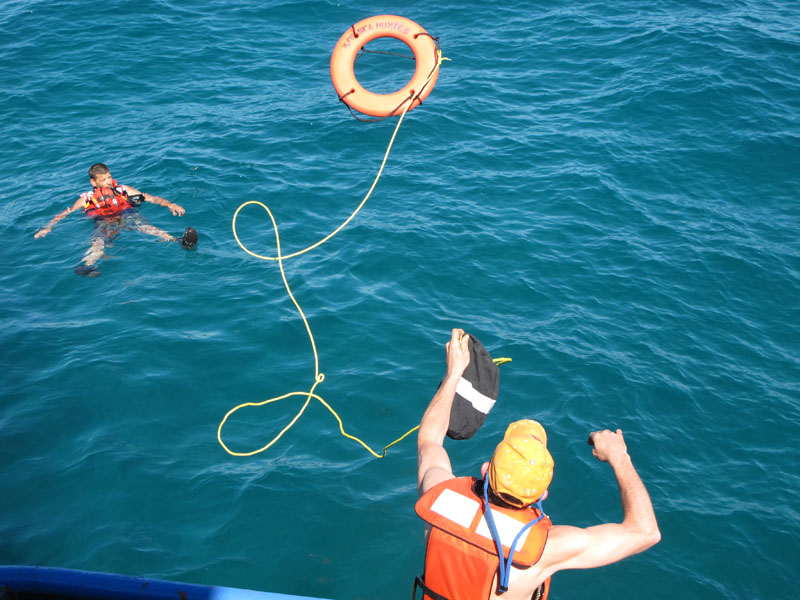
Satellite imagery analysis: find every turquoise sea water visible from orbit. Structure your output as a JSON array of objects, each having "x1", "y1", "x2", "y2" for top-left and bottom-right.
[{"x1": 1, "y1": 1, "x2": 798, "y2": 598}]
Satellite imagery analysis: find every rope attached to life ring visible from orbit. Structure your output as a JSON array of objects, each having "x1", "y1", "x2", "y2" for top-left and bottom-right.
[{"x1": 218, "y1": 50, "x2": 445, "y2": 458}]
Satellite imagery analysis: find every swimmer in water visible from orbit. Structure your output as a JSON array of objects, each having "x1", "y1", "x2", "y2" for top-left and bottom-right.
[{"x1": 34, "y1": 163, "x2": 198, "y2": 276}]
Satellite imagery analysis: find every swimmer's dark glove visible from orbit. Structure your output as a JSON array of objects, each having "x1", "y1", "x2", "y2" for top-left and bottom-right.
[
  {"x1": 180, "y1": 226, "x2": 198, "y2": 249},
  {"x1": 74, "y1": 264, "x2": 100, "y2": 278},
  {"x1": 446, "y1": 335, "x2": 500, "y2": 440}
]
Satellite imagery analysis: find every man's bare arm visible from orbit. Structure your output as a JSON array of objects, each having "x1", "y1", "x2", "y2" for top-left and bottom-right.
[
  {"x1": 417, "y1": 328, "x2": 470, "y2": 496},
  {"x1": 542, "y1": 429, "x2": 660, "y2": 572},
  {"x1": 127, "y1": 186, "x2": 185, "y2": 216},
  {"x1": 34, "y1": 197, "x2": 85, "y2": 238}
]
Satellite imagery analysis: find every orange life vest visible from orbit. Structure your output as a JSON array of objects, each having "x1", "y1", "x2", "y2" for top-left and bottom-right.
[
  {"x1": 83, "y1": 179, "x2": 134, "y2": 219},
  {"x1": 415, "y1": 477, "x2": 551, "y2": 600}
]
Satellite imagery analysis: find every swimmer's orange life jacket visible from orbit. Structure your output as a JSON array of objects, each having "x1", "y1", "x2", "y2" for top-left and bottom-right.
[
  {"x1": 414, "y1": 477, "x2": 551, "y2": 600},
  {"x1": 82, "y1": 179, "x2": 134, "y2": 219}
]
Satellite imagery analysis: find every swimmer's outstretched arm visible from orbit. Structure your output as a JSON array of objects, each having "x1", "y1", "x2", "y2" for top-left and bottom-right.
[
  {"x1": 34, "y1": 196, "x2": 84, "y2": 238},
  {"x1": 127, "y1": 186, "x2": 185, "y2": 216}
]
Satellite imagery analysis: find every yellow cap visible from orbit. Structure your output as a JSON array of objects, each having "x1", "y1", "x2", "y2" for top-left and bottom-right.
[{"x1": 488, "y1": 420, "x2": 554, "y2": 507}]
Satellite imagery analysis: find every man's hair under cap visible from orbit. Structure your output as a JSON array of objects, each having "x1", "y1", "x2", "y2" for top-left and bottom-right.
[{"x1": 488, "y1": 419, "x2": 554, "y2": 507}]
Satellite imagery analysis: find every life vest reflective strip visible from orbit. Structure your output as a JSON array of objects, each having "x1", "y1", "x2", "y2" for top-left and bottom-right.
[
  {"x1": 415, "y1": 477, "x2": 551, "y2": 600},
  {"x1": 83, "y1": 179, "x2": 134, "y2": 218}
]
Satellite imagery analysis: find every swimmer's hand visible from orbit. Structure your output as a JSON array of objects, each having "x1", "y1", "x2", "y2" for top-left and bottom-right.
[
  {"x1": 169, "y1": 202, "x2": 185, "y2": 216},
  {"x1": 34, "y1": 226, "x2": 51, "y2": 239}
]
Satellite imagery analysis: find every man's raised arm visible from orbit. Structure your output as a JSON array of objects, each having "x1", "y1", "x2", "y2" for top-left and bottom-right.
[
  {"x1": 417, "y1": 328, "x2": 470, "y2": 496},
  {"x1": 542, "y1": 429, "x2": 660, "y2": 573}
]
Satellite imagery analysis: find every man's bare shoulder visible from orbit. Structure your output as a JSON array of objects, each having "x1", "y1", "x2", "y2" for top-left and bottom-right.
[
  {"x1": 539, "y1": 519, "x2": 659, "y2": 574},
  {"x1": 540, "y1": 524, "x2": 592, "y2": 562},
  {"x1": 486, "y1": 525, "x2": 602, "y2": 600},
  {"x1": 418, "y1": 464, "x2": 455, "y2": 497}
]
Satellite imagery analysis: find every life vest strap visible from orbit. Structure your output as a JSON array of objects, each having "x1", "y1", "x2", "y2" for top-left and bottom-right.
[
  {"x1": 532, "y1": 581, "x2": 547, "y2": 600},
  {"x1": 482, "y1": 477, "x2": 545, "y2": 593},
  {"x1": 413, "y1": 574, "x2": 548, "y2": 600},
  {"x1": 413, "y1": 575, "x2": 450, "y2": 600}
]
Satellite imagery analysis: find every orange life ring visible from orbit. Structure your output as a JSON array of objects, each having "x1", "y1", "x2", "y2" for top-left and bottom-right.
[{"x1": 330, "y1": 15, "x2": 439, "y2": 117}]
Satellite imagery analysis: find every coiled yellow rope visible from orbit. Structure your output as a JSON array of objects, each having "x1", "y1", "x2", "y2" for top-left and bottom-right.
[{"x1": 218, "y1": 51, "x2": 445, "y2": 458}]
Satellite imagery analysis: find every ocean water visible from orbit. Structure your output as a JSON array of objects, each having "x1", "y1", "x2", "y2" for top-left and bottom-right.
[{"x1": 1, "y1": 0, "x2": 798, "y2": 598}]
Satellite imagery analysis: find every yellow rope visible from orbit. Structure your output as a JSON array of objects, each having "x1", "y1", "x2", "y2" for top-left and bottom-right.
[{"x1": 218, "y1": 51, "x2": 444, "y2": 458}]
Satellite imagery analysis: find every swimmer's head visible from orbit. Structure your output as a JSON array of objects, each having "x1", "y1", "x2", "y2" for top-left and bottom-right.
[{"x1": 89, "y1": 163, "x2": 112, "y2": 188}]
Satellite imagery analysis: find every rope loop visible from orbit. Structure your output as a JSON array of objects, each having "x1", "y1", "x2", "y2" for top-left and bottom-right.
[
  {"x1": 222, "y1": 84, "x2": 426, "y2": 458},
  {"x1": 219, "y1": 29, "x2": 448, "y2": 459}
]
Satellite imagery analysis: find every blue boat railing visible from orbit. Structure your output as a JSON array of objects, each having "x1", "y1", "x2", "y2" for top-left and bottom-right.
[{"x1": 0, "y1": 566, "x2": 334, "y2": 600}]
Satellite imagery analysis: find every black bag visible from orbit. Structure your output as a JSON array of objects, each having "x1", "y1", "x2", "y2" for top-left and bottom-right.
[{"x1": 446, "y1": 335, "x2": 500, "y2": 440}]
